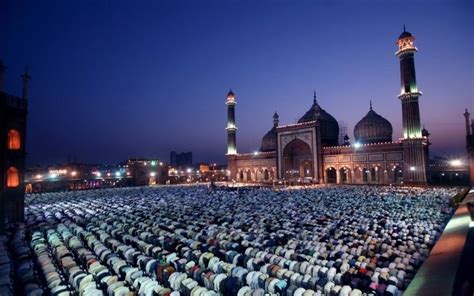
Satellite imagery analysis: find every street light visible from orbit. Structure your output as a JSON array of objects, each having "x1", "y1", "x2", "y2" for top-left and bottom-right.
[
  {"x1": 410, "y1": 166, "x2": 416, "y2": 171},
  {"x1": 450, "y1": 159, "x2": 462, "y2": 167}
]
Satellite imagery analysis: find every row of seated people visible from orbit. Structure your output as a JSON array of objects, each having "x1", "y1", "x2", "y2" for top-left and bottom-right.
[{"x1": 9, "y1": 185, "x2": 457, "y2": 295}]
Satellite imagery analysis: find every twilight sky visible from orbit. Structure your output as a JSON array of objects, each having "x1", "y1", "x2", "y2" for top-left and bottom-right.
[{"x1": 1, "y1": 0, "x2": 473, "y2": 166}]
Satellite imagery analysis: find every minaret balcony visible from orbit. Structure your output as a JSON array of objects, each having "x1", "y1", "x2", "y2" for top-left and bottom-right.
[
  {"x1": 395, "y1": 47, "x2": 418, "y2": 56},
  {"x1": 398, "y1": 91, "x2": 422, "y2": 100}
]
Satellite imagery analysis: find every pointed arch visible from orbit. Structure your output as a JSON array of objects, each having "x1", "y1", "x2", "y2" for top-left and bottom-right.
[
  {"x1": 7, "y1": 129, "x2": 21, "y2": 150},
  {"x1": 282, "y1": 138, "x2": 313, "y2": 179},
  {"x1": 7, "y1": 167, "x2": 20, "y2": 188}
]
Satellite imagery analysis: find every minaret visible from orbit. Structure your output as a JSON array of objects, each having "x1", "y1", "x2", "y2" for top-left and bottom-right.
[
  {"x1": 396, "y1": 27, "x2": 422, "y2": 139},
  {"x1": 226, "y1": 89, "x2": 238, "y2": 181},
  {"x1": 471, "y1": 119, "x2": 474, "y2": 137},
  {"x1": 0, "y1": 60, "x2": 6, "y2": 92},
  {"x1": 465, "y1": 109, "x2": 474, "y2": 185},
  {"x1": 20, "y1": 66, "x2": 31, "y2": 100},
  {"x1": 226, "y1": 89, "x2": 237, "y2": 155},
  {"x1": 273, "y1": 111, "x2": 279, "y2": 127},
  {"x1": 396, "y1": 28, "x2": 427, "y2": 184},
  {"x1": 464, "y1": 109, "x2": 471, "y2": 136}
]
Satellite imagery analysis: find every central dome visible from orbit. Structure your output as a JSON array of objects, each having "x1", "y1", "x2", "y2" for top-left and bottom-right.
[
  {"x1": 298, "y1": 94, "x2": 339, "y2": 146},
  {"x1": 354, "y1": 104, "x2": 393, "y2": 144}
]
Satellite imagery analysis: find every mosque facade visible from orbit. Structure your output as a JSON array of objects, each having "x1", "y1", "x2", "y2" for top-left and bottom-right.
[
  {"x1": 0, "y1": 61, "x2": 30, "y2": 228},
  {"x1": 226, "y1": 29, "x2": 430, "y2": 185}
]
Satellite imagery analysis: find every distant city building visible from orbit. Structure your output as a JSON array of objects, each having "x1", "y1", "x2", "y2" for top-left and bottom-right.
[
  {"x1": 25, "y1": 162, "x2": 131, "y2": 193},
  {"x1": 0, "y1": 61, "x2": 29, "y2": 229},
  {"x1": 199, "y1": 163, "x2": 210, "y2": 173},
  {"x1": 167, "y1": 163, "x2": 227, "y2": 183},
  {"x1": 127, "y1": 158, "x2": 168, "y2": 186},
  {"x1": 23, "y1": 159, "x2": 230, "y2": 191},
  {"x1": 227, "y1": 29, "x2": 430, "y2": 185},
  {"x1": 170, "y1": 151, "x2": 193, "y2": 168}
]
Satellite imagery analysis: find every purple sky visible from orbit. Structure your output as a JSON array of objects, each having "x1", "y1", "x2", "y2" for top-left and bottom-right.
[{"x1": 1, "y1": 0, "x2": 473, "y2": 166}]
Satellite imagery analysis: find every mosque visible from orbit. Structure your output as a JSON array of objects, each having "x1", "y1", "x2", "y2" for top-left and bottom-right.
[{"x1": 226, "y1": 29, "x2": 430, "y2": 185}]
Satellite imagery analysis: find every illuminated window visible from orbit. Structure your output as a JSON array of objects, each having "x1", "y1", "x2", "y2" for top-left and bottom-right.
[
  {"x1": 7, "y1": 167, "x2": 20, "y2": 188},
  {"x1": 7, "y1": 129, "x2": 21, "y2": 150}
]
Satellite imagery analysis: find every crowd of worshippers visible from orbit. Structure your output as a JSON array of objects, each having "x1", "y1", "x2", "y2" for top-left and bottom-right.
[{"x1": 0, "y1": 185, "x2": 458, "y2": 296}]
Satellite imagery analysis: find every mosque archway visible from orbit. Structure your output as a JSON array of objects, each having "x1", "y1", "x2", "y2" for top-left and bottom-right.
[
  {"x1": 325, "y1": 167, "x2": 337, "y2": 183},
  {"x1": 371, "y1": 166, "x2": 384, "y2": 184},
  {"x1": 282, "y1": 139, "x2": 313, "y2": 180},
  {"x1": 339, "y1": 167, "x2": 350, "y2": 184},
  {"x1": 390, "y1": 165, "x2": 403, "y2": 184},
  {"x1": 381, "y1": 167, "x2": 389, "y2": 184},
  {"x1": 363, "y1": 168, "x2": 369, "y2": 183},
  {"x1": 354, "y1": 167, "x2": 363, "y2": 184},
  {"x1": 256, "y1": 169, "x2": 264, "y2": 182},
  {"x1": 270, "y1": 168, "x2": 276, "y2": 180}
]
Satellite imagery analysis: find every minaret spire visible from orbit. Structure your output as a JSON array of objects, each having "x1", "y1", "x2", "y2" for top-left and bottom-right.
[
  {"x1": 369, "y1": 100, "x2": 373, "y2": 110},
  {"x1": 20, "y1": 65, "x2": 31, "y2": 100},
  {"x1": 0, "y1": 60, "x2": 6, "y2": 92},
  {"x1": 313, "y1": 90, "x2": 317, "y2": 104}
]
